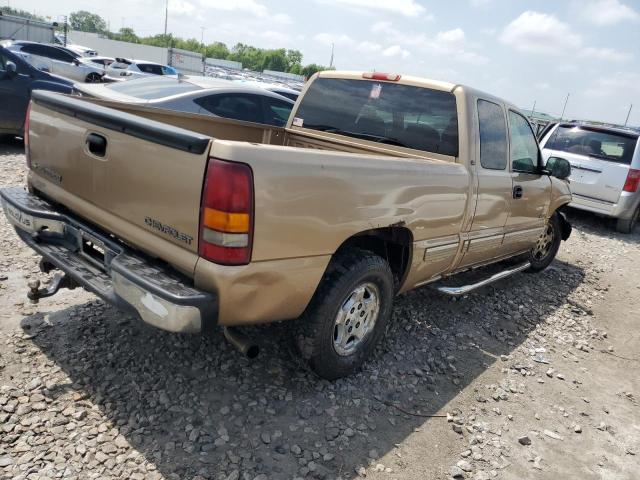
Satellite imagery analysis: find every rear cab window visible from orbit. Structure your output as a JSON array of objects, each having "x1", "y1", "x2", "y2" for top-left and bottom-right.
[
  {"x1": 546, "y1": 125, "x2": 638, "y2": 165},
  {"x1": 293, "y1": 77, "x2": 459, "y2": 156},
  {"x1": 478, "y1": 99, "x2": 508, "y2": 170}
]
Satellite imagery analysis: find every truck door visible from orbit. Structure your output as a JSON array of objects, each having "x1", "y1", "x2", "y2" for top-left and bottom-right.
[
  {"x1": 457, "y1": 98, "x2": 512, "y2": 268},
  {"x1": 503, "y1": 110, "x2": 551, "y2": 254}
]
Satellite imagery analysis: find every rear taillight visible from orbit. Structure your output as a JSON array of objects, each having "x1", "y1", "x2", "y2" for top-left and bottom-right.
[
  {"x1": 623, "y1": 168, "x2": 640, "y2": 193},
  {"x1": 24, "y1": 102, "x2": 32, "y2": 168},
  {"x1": 199, "y1": 158, "x2": 254, "y2": 265}
]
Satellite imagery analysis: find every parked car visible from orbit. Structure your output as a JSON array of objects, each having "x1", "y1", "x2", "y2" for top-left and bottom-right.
[
  {"x1": 104, "y1": 58, "x2": 178, "y2": 82},
  {"x1": 74, "y1": 76, "x2": 295, "y2": 126},
  {"x1": 540, "y1": 122, "x2": 640, "y2": 233},
  {"x1": 82, "y1": 56, "x2": 115, "y2": 71},
  {"x1": 54, "y1": 35, "x2": 98, "y2": 57},
  {"x1": 1, "y1": 71, "x2": 573, "y2": 379},
  {"x1": 231, "y1": 79, "x2": 299, "y2": 101},
  {"x1": 0, "y1": 46, "x2": 73, "y2": 136},
  {"x1": 1, "y1": 40, "x2": 105, "y2": 83}
]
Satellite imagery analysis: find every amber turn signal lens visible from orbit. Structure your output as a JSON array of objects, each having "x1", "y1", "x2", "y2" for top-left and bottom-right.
[{"x1": 203, "y1": 207, "x2": 250, "y2": 233}]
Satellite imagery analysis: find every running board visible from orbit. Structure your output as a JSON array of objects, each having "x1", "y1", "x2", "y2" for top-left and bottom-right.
[{"x1": 435, "y1": 262, "x2": 530, "y2": 297}]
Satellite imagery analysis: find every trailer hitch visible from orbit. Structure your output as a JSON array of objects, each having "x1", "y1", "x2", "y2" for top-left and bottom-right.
[{"x1": 27, "y1": 273, "x2": 78, "y2": 303}]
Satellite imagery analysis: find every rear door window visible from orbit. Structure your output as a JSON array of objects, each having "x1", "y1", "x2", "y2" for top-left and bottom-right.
[
  {"x1": 137, "y1": 63, "x2": 164, "y2": 75},
  {"x1": 263, "y1": 97, "x2": 293, "y2": 126},
  {"x1": 294, "y1": 77, "x2": 459, "y2": 156},
  {"x1": 196, "y1": 94, "x2": 264, "y2": 123},
  {"x1": 478, "y1": 99, "x2": 508, "y2": 170},
  {"x1": 546, "y1": 125, "x2": 638, "y2": 165}
]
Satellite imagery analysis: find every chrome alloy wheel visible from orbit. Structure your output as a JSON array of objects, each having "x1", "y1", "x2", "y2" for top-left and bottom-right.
[
  {"x1": 532, "y1": 223, "x2": 555, "y2": 261},
  {"x1": 332, "y1": 282, "x2": 381, "y2": 356}
]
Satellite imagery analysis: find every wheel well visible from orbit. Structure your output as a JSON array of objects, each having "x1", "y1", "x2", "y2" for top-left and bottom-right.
[{"x1": 334, "y1": 227, "x2": 413, "y2": 291}]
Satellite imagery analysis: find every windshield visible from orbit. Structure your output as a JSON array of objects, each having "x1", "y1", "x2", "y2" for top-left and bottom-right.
[
  {"x1": 106, "y1": 77, "x2": 201, "y2": 99},
  {"x1": 546, "y1": 125, "x2": 638, "y2": 164},
  {"x1": 294, "y1": 77, "x2": 459, "y2": 156}
]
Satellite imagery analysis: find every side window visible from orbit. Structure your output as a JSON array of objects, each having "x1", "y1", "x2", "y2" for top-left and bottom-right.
[
  {"x1": 49, "y1": 48, "x2": 75, "y2": 63},
  {"x1": 20, "y1": 44, "x2": 43, "y2": 56},
  {"x1": 508, "y1": 111, "x2": 540, "y2": 174},
  {"x1": 138, "y1": 64, "x2": 163, "y2": 75},
  {"x1": 263, "y1": 97, "x2": 293, "y2": 126},
  {"x1": 478, "y1": 99, "x2": 508, "y2": 170},
  {"x1": 196, "y1": 94, "x2": 264, "y2": 123}
]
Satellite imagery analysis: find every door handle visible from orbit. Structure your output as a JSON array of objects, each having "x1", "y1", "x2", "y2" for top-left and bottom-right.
[
  {"x1": 513, "y1": 185, "x2": 523, "y2": 199},
  {"x1": 86, "y1": 133, "x2": 107, "y2": 157}
]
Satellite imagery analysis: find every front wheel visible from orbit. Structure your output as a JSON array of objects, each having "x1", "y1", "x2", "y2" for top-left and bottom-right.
[
  {"x1": 85, "y1": 72, "x2": 103, "y2": 83},
  {"x1": 294, "y1": 249, "x2": 395, "y2": 380},
  {"x1": 526, "y1": 213, "x2": 562, "y2": 273}
]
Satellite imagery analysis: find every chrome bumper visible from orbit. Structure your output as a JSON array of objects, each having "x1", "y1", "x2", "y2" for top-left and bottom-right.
[{"x1": 1, "y1": 187, "x2": 217, "y2": 334}]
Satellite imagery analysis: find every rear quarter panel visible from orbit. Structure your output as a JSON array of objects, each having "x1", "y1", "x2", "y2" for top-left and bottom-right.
[{"x1": 208, "y1": 140, "x2": 470, "y2": 262}]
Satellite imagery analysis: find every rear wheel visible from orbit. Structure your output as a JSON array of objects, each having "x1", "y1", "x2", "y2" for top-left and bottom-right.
[
  {"x1": 526, "y1": 213, "x2": 562, "y2": 273},
  {"x1": 85, "y1": 72, "x2": 102, "y2": 83},
  {"x1": 294, "y1": 249, "x2": 394, "y2": 380},
  {"x1": 616, "y1": 207, "x2": 639, "y2": 234}
]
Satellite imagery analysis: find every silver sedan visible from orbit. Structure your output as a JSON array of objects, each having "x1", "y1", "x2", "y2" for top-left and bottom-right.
[{"x1": 73, "y1": 76, "x2": 295, "y2": 127}]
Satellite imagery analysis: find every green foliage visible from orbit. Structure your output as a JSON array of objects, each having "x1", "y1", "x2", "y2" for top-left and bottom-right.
[
  {"x1": 302, "y1": 64, "x2": 331, "y2": 77},
  {"x1": 69, "y1": 10, "x2": 107, "y2": 33},
  {"x1": 0, "y1": 6, "x2": 46, "y2": 21}
]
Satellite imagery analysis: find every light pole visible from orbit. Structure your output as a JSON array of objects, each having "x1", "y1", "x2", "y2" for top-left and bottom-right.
[
  {"x1": 560, "y1": 93, "x2": 570, "y2": 120},
  {"x1": 624, "y1": 104, "x2": 633, "y2": 126}
]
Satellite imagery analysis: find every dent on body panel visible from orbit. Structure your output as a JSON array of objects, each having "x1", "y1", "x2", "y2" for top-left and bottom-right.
[{"x1": 251, "y1": 156, "x2": 469, "y2": 260}]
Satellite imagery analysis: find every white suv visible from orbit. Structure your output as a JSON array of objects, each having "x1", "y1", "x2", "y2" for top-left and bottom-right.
[
  {"x1": 540, "y1": 122, "x2": 640, "y2": 233},
  {"x1": 2, "y1": 40, "x2": 105, "y2": 83}
]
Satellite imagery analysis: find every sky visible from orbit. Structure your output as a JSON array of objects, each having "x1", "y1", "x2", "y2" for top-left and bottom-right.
[{"x1": 14, "y1": 0, "x2": 640, "y2": 126}]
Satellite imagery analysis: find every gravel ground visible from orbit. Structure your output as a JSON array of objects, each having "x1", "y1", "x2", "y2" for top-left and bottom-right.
[{"x1": 0, "y1": 138, "x2": 639, "y2": 480}]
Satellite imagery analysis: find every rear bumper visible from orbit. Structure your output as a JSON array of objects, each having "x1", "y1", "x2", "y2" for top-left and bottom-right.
[
  {"x1": 0, "y1": 187, "x2": 217, "y2": 334},
  {"x1": 570, "y1": 192, "x2": 640, "y2": 219}
]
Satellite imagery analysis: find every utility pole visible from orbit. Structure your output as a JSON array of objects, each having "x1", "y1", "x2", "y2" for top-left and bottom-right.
[
  {"x1": 200, "y1": 26, "x2": 205, "y2": 46},
  {"x1": 329, "y1": 42, "x2": 334, "y2": 69},
  {"x1": 531, "y1": 100, "x2": 537, "y2": 117},
  {"x1": 164, "y1": 0, "x2": 168, "y2": 36},
  {"x1": 624, "y1": 104, "x2": 633, "y2": 126},
  {"x1": 62, "y1": 15, "x2": 67, "y2": 46},
  {"x1": 560, "y1": 93, "x2": 570, "y2": 120}
]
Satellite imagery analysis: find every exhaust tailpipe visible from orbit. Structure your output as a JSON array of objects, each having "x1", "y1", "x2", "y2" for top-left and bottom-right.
[{"x1": 223, "y1": 327, "x2": 260, "y2": 359}]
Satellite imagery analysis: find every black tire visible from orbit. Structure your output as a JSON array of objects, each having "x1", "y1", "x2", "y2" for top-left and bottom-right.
[
  {"x1": 526, "y1": 213, "x2": 562, "y2": 273},
  {"x1": 294, "y1": 249, "x2": 395, "y2": 380},
  {"x1": 616, "y1": 207, "x2": 639, "y2": 234},
  {"x1": 85, "y1": 72, "x2": 102, "y2": 83}
]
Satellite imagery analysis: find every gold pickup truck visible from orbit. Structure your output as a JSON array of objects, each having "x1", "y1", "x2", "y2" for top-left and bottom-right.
[{"x1": 1, "y1": 71, "x2": 572, "y2": 379}]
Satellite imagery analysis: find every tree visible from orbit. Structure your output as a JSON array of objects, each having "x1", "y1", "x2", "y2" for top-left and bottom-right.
[
  {"x1": 69, "y1": 10, "x2": 107, "y2": 33},
  {"x1": 115, "y1": 27, "x2": 139, "y2": 43},
  {"x1": 285, "y1": 49, "x2": 303, "y2": 71},
  {"x1": 0, "y1": 6, "x2": 45, "y2": 21},
  {"x1": 302, "y1": 64, "x2": 329, "y2": 77},
  {"x1": 205, "y1": 42, "x2": 229, "y2": 60}
]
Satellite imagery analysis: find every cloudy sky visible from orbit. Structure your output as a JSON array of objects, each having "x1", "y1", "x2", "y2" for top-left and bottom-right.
[{"x1": 17, "y1": 0, "x2": 640, "y2": 125}]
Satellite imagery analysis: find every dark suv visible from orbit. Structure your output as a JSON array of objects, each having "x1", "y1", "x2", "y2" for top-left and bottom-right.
[{"x1": 0, "y1": 46, "x2": 74, "y2": 137}]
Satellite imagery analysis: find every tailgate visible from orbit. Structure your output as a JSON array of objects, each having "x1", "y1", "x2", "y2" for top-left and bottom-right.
[{"x1": 27, "y1": 90, "x2": 212, "y2": 275}]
